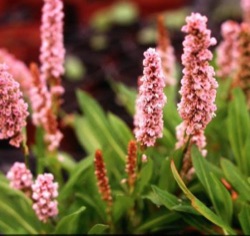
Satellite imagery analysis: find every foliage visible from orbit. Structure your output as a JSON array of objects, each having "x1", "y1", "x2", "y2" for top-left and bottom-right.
[{"x1": 1, "y1": 2, "x2": 250, "y2": 235}]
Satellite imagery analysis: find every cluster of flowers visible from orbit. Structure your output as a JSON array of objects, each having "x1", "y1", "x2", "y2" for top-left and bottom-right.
[
  {"x1": 3, "y1": 0, "x2": 250, "y2": 227},
  {"x1": 6, "y1": 163, "x2": 58, "y2": 223}
]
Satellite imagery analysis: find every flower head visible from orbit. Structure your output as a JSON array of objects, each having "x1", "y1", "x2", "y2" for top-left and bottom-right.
[
  {"x1": 30, "y1": 63, "x2": 63, "y2": 151},
  {"x1": 40, "y1": 0, "x2": 65, "y2": 84},
  {"x1": 157, "y1": 15, "x2": 176, "y2": 85},
  {"x1": 32, "y1": 173, "x2": 58, "y2": 223},
  {"x1": 176, "y1": 13, "x2": 218, "y2": 155},
  {"x1": 216, "y1": 20, "x2": 240, "y2": 79},
  {"x1": 134, "y1": 48, "x2": 167, "y2": 147},
  {"x1": 125, "y1": 140, "x2": 137, "y2": 189},
  {"x1": 241, "y1": 0, "x2": 250, "y2": 23},
  {"x1": 233, "y1": 23, "x2": 250, "y2": 108},
  {"x1": 94, "y1": 150, "x2": 112, "y2": 207},
  {"x1": 0, "y1": 64, "x2": 29, "y2": 147},
  {"x1": 0, "y1": 48, "x2": 33, "y2": 97},
  {"x1": 6, "y1": 162, "x2": 33, "y2": 191}
]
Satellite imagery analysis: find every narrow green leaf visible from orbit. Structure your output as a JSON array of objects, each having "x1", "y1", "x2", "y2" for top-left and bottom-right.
[
  {"x1": 0, "y1": 181, "x2": 41, "y2": 231},
  {"x1": 184, "y1": 215, "x2": 219, "y2": 235},
  {"x1": 59, "y1": 156, "x2": 93, "y2": 200},
  {"x1": 88, "y1": 224, "x2": 109, "y2": 234},
  {"x1": 152, "y1": 186, "x2": 198, "y2": 215},
  {"x1": 134, "y1": 212, "x2": 180, "y2": 233},
  {"x1": 239, "y1": 204, "x2": 250, "y2": 234},
  {"x1": 74, "y1": 115, "x2": 102, "y2": 153},
  {"x1": 57, "y1": 152, "x2": 76, "y2": 173},
  {"x1": 136, "y1": 157, "x2": 153, "y2": 194},
  {"x1": 220, "y1": 158, "x2": 250, "y2": 201},
  {"x1": 192, "y1": 147, "x2": 233, "y2": 224},
  {"x1": 158, "y1": 149, "x2": 183, "y2": 193},
  {"x1": 107, "y1": 112, "x2": 133, "y2": 149},
  {"x1": 76, "y1": 90, "x2": 125, "y2": 161},
  {"x1": 227, "y1": 88, "x2": 250, "y2": 174},
  {"x1": 110, "y1": 81, "x2": 136, "y2": 116},
  {"x1": 0, "y1": 220, "x2": 13, "y2": 233},
  {"x1": 170, "y1": 160, "x2": 235, "y2": 235},
  {"x1": 0, "y1": 203, "x2": 38, "y2": 234},
  {"x1": 54, "y1": 206, "x2": 86, "y2": 234}
]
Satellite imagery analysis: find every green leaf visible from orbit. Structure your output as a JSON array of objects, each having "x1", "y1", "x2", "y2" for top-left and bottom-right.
[
  {"x1": 134, "y1": 212, "x2": 180, "y2": 233},
  {"x1": 170, "y1": 160, "x2": 235, "y2": 235},
  {"x1": 136, "y1": 157, "x2": 153, "y2": 194},
  {"x1": 238, "y1": 204, "x2": 250, "y2": 234},
  {"x1": 0, "y1": 181, "x2": 41, "y2": 233},
  {"x1": 112, "y1": 194, "x2": 134, "y2": 222},
  {"x1": 0, "y1": 201, "x2": 38, "y2": 234},
  {"x1": 57, "y1": 152, "x2": 76, "y2": 173},
  {"x1": 54, "y1": 206, "x2": 86, "y2": 234},
  {"x1": 192, "y1": 147, "x2": 233, "y2": 224},
  {"x1": 0, "y1": 220, "x2": 14, "y2": 233},
  {"x1": 220, "y1": 158, "x2": 250, "y2": 201},
  {"x1": 227, "y1": 88, "x2": 250, "y2": 175},
  {"x1": 107, "y1": 112, "x2": 133, "y2": 149},
  {"x1": 158, "y1": 149, "x2": 183, "y2": 193},
  {"x1": 88, "y1": 224, "x2": 109, "y2": 234},
  {"x1": 59, "y1": 156, "x2": 93, "y2": 201},
  {"x1": 76, "y1": 90, "x2": 126, "y2": 162},
  {"x1": 152, "y1": 186, "x2": 199, "y2": 215},
  {"x1": 110, "y1": 81, "x2": 136, "y2": 116},
  {"x1": 183, "y1": 215, "x2": 219, "y2": 235},
  {"x1": 163, "y1": 87, "x2": 181, "y2": 136},
  {"x1": 74, "y1": 115, "x2": 102, "y2": 153}
]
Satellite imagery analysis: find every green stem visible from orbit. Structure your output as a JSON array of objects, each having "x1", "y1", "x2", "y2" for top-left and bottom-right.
[
  {"x1": 35, "y1": 127, "x2": 46, "y2": 174},
  {"x1": 22, "y1": 127, "x2": 30, "y2": 168}
]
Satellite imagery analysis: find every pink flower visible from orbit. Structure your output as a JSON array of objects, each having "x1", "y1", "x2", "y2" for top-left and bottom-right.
[
  {"x1": 30, "y1": 63, "x2": 63, "y2": 151},
  {"x1": 176, "y1": 13, "x2": 218, "y2": 155},
  {"x1": 6, "y1": 162, "x2": 33, "y2": 191},
  {"x1": 157, "y1": 15, "x2": 176, "y2": 85},
  {"x1": 234, "y1": 23, "x2": 250, "y2": 108},
  {"x1": 32, "y1": 173, "x2": 58, "y2": 223},
  {"x1": 216, "y1": 21, "x2": 240, "y2": 79},
  {"x1": 241, "y1": 0, "x2": 250, "y2": 23},
  {"x1": 0, "y1": 64, "x2": 29, "y2": 147},
  {"x1": 40, "y1": 0, "x2": 65, "y2": 96},
  {"x1": 0, "y1": 48, "x2": 33, "y2": 97},
  {"x1": 134, "y1": 48, "x2": 167, "y2": 147}
]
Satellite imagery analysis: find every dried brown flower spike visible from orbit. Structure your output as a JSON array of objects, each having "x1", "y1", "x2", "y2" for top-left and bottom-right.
[
  {"x1": 125, "y1": 140, "x2": 137, "y2": 191},
  {"x1": 94, "y1": 149, "x2": 113, "y2": 211}
]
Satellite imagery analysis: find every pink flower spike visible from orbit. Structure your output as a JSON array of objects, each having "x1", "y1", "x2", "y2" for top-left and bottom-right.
[
  {"x1": 6, "y1": 162, "x2": 33, "y2": 191},
  {"x1": 241, "y1": 0, "x2": 250, "y2": 23},
  {"x1": 32, "y1": 173, "x2": 59, "y2": 223},
  {"x1": 216, "y1": 20, "x2": 240, "y2": 79},
  {"x1": 40, "y1": 0, "x2": 65, "y2": 95},
  {"x1": 157, "y1": 15, "x2": 176, "y2": 86},
  {"x1": 134, "y1": 48, "x2": 167, "y2": 147},
  {"x1": 0, "y1": 64, "x2": 29, "y2": 147},
  {"x1": 176, "y1": 13, "x2": 218, "y2": 155}
]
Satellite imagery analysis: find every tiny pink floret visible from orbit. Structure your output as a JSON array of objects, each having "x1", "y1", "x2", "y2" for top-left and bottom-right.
[{"x1": 32, "y1": 173, "x2": 59, "y2": 223}]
